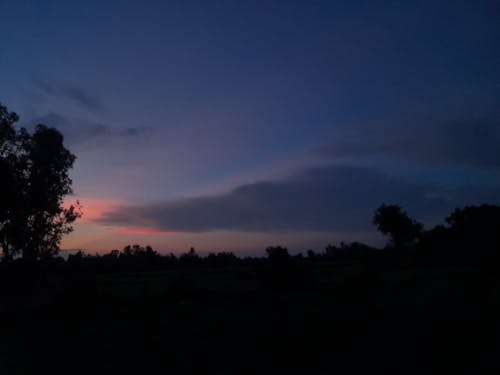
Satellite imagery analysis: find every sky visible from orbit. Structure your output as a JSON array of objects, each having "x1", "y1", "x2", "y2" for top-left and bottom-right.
[{"x1": 1, "y1": 0, "x2": 499, "y2": 255}]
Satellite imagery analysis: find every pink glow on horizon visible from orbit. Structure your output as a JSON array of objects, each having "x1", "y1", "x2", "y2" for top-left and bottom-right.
[
  {"x1": 62, "y1": 197, "x2": 178, "y2": 245},
  {"x1": 113, "y1": 228, "x2": 175, "y2": 235},
  {"x1": 64, "y1": 197, "x2": 126, "y2": 223}
]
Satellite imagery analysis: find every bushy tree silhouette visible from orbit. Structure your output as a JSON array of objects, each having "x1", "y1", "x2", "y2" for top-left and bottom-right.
[
  {"x1": 265, "y1": 246, "x2": 290, "y2": 262},
  {"x1": 122, "y1": 244, "x2": 159, "y2": 259},
  {"x1": 446, "y1": 205, "x2": 500, "y2": 259},
  {"x1": 0, "y1": 103, "x2": 80, "y2": 261},
  {"x1": 373, "y1": 204, "x2": 423, "y2": 248}
]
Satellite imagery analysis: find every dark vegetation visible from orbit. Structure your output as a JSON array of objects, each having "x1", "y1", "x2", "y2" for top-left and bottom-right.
[
  {"x1": 1, "y1": 103, "x2": 500, "y2": 373},
  {"x1": 0, "y1": 103, "x2": 80, "y2": 262}
]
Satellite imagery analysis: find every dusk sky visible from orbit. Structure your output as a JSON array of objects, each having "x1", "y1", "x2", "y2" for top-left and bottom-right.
[{"x1": 1, "y1": 0, "x2": 499, "y2": 255}]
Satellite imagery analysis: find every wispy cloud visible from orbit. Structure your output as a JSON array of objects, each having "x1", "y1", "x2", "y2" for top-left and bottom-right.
[
  {"x1": 28, "y1": 112, "x2": 154, "y2": 148},
  {"x1": 33, "y1": 79, "x2": 104, "y2": 113}
]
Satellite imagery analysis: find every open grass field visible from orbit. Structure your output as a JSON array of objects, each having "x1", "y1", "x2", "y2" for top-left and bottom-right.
[{"x1": 0, "y1": 259, "x2": 498, "y2": 374}]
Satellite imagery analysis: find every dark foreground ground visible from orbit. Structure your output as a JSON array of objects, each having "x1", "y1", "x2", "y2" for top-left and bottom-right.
[{"x1": 0, "y1": 258, "x2": 499, "y2": 374}]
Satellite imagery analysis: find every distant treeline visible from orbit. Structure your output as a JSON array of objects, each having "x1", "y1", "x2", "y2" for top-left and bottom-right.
[{"x1": 1, "y1": 204, "x2": 497, "y2": 272}]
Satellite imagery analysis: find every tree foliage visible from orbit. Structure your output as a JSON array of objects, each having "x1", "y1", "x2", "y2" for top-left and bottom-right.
[
  {"x1": 266, "y1": 246, "x2": 290, "y2": 262},
  {"x1": 446, "y1": 205, "x2": 500, "y2": 253},
  {"x1": 0, "y1": 103, "x2": 80, "y2": 261},
  {"x1": 373, "y1": 204, "x2": 423, "y2": 248}
]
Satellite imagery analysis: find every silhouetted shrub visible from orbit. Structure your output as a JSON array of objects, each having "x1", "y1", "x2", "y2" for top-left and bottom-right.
[{"x1": 265, "y1": 246, "x2": 290, "y2": 263}]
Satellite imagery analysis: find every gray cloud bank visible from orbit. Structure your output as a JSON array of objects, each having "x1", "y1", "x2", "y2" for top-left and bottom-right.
[{"x1": 95, "y1": 165, "x2": 500, "y2": 233}]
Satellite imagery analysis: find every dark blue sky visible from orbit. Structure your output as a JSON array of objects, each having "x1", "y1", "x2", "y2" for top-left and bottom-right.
[{"x1": 1, "y1": 0, "x2": 499, "y2": 254}]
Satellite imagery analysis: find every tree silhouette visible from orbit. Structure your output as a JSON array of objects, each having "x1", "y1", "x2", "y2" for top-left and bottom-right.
[
  {"x1": 373, "y1": 204, "x2": 423, "y2": 248},
  {"x1": 179, "y1": 247, "x2": 200, "y2": 265},
  {"x1": 0, "y1": 103, "x2": 80, "y2": 262},
  {"x1": 121, "y1": 244, "x2": 159, "y2": 260},
  {"x1": 446, "y1": 205, "x2": 500, "y2": 259},
  {"x1": 265, "y1": 246, "x2": 290, "y2": 262}
]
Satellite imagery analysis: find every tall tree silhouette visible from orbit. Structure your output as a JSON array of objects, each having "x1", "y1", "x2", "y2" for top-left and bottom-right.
[
  {"x1": 373, "y1": 204, "x2": 423, "y2": 248},
  {"x1": 0, "y1": 103, "x2": 80, "y2": 261}
]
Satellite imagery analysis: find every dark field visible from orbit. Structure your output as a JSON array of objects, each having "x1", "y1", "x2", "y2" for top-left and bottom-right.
[{"x1": 0, "y1": 258, "x2": 498, "y2": 374}]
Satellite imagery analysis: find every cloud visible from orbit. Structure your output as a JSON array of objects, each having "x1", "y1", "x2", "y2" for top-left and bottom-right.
[
  {"x1": 33, "y1": 79, "x2": 104, "y2": 113},
  {"x1": 118, "y1": 127, "x2": 154, "y2": 137},
  {"x1": 28, "y1": 112, "x2": 153, "y2": 148},
  {"x1": 317, "y1": 115, "x2": 500, "y2": 168},
  {"x1": 95, "y1": 165, "x2": 483, "y2": 233}
]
